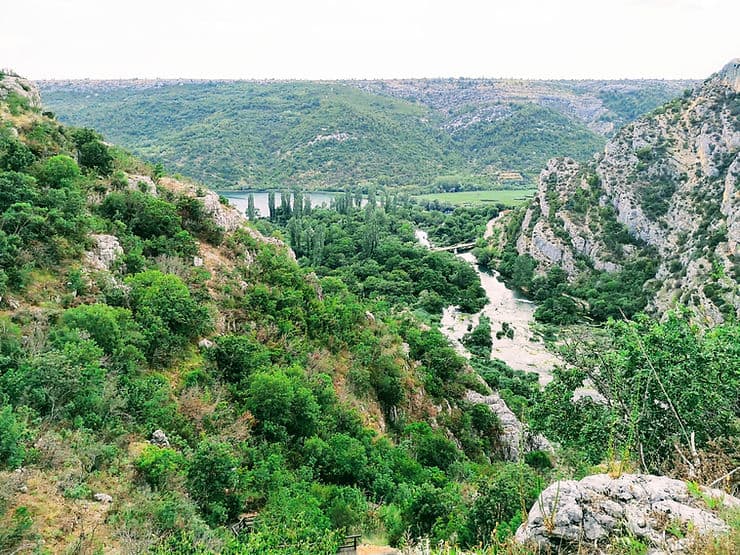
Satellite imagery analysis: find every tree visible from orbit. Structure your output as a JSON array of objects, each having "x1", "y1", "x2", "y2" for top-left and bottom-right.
[
  {"x1": 126, "y1": 270, "x2": 211, "y2": 363},
  {"x1": 557, "y1": 311, "x2": 740, "y2": 471},
  {"x1": 210, "y1": 334, "x2": 270, "y2": 383},
  {"x1": 247, "y1": 193, "x2": 256, "y2": 220},
  {"x1": 187, "y1": 440, "x2": 243, "y2": 525},
  {"x1": 78, "y1": 140, "x2": 113, "y2": 175},
  {"x1": 36, "y1": 154, "x2": 80, "y2": 187}
]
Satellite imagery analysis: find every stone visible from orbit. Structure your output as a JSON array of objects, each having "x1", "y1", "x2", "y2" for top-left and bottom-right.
[
  {"x1": 93, "y1": 493, "x2": 113, "y2": 503},
  {"x1": 0, "y1": 72, "x2": 42, "y2": 110},
  {"x1": 516, "y1": 473, "x2": 739, "y2": 552},
  {"x1": 193, "y1": 256, "x2": 204, "y2": 267},
  {"x1": 465, "y1": 390, "x2": 551, "y2": 461},
  {"x1": 83, "y1": 234, "x2": 123, "y2": 271},
  {"x1": 198, "y1": 338, "x2": 214, "y2": 349},
  {"x1": 150, "y1": 429, "x2": 170, "y2": 448}
]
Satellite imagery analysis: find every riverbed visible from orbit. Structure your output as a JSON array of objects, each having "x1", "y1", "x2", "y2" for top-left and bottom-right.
[{"x1": 421, "y1": 223, "x2": 562, "y2": 386}]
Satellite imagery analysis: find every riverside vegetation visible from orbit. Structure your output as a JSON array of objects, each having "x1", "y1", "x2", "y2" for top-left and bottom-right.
[{"x1": 0, "y1": 63, "x2": 738, "y2": 555}]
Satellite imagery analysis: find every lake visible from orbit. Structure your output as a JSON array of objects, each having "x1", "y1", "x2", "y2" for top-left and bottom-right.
[{"x1": 219, "y1": 191, "x2": 342, "y2": 218}]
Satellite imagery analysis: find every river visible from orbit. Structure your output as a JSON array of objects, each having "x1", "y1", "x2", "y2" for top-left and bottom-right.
[{"x1": 421, "y1": 221, "x2": 562, "y2": 386}]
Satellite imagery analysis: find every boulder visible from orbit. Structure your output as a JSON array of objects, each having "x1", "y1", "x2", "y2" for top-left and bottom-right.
[
  {"x1": 465, "y1": 390, "x2": 551, "y2": 461},
  {"x1": 93, "y1": 493, "x2": 113, "y2": 504},
  {"x1": 516, "y1": 473, "x2": 739, "y2": 552},
  {"x1": 150, "y1": 429, "x2": 170, "y2": 448}
]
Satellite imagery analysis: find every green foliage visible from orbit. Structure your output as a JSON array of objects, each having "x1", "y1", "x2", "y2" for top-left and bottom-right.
[
  {"x1": 36, "y1": 154, "x2": 80, "y2": 187},
  {"x1": 209, "y1": 334, "x2": 270, "y2": 384},
  {"x1": 463, "y1": 316, "x2": 493, "y2": 358},
  {"x1": 1, "y1": 334, "x2": 107, "y2": 428},
  {"x1": 126, "y1": 270, "x2": 211, "y2": 363},
  {"x1": 544, "y1": 312, "x2": 740, "y2": 470},
  {"x1": 0, "y1": 405, "x2": 27, "y2": 469},
  {"x1": 136, "y1": 445, "x2": 186, "y2": 490},
  {"x1": 187, "y1": 439, "x2": 244, "y2": 525},
  {"x1": 462, "y1": 463, "x2": 543, "y2": 547},
  {"x1": 78, "y1": 139, "x2": 113, "y2": 175},
  {"x1": 42, "y1": 80, "x2": 678, "y2": 190}
]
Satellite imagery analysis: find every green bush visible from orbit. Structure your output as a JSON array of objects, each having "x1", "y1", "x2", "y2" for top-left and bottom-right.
[
  {"x1": 136, "y1": 445, "x2": 186, "y2": 490},
  {"x1": 0, "y1": 405, "x2": 27, "y2": 469}
]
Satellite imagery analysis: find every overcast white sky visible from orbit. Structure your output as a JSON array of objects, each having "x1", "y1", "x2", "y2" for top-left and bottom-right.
[{"x1": 2, "y1": 0, "x2": 737, "y2": 80}]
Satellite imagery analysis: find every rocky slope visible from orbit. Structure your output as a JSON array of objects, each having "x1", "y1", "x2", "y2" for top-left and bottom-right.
[
  {"x1": 510, "y1": 60, "x2": 739, "y2": 323},
  {"x1": 349, "y1": 78, "x2": 695, "y2": 137},
  {"x1": 0, "y1": 70, "x2": 42, "y2": 110}
]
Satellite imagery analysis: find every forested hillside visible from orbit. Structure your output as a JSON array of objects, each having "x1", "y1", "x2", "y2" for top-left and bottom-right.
[{"x1": 38, "y1": 78, "x2": 692, "y2": 190}]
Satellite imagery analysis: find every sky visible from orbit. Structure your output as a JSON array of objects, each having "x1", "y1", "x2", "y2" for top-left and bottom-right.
[{"x1": 2, "y1": 0, "x2": 738, "y2": 80}]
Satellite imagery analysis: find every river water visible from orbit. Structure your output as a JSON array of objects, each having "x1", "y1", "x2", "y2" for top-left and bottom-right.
[{"x1": 422, "y1": 222, "x2": 562, "y2": 386}]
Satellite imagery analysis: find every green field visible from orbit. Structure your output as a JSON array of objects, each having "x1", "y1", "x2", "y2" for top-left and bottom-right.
[{"x1": 414, "y1": 189, "x2": 537, "y2": 206}]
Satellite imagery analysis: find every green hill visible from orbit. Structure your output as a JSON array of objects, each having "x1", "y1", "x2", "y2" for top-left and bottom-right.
[
  {"x1": 38, "y1": 78, "x2": 693, "y2": 191},
  {"x1": 38, "y1": 81, "x2": 468, "y2": 190}
]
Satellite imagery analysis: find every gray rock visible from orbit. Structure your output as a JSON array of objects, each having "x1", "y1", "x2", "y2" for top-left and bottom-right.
[
  {"x1": 93, "y1": 492, "x2": 113, "y2": 503},
  {"x1": 150, "y1": 429, "x2": 170, "y2": 448},
  {"x1": 465, "y1": 390, "x2": 551, "y2": 461},
  {"x1": 83, "y1": 234, "x2": 123, "y2": 271},
  {"x1": 516, "y1": 473, "x2": 740, "y2": 552},
  {"x1": 198, "y1": 338, "x2": 214, "y2": 349},
  {"x1": 0, "y1": 72, "x2": 42, "y2": 110}
]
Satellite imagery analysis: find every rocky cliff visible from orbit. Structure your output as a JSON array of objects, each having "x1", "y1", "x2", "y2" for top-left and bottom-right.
[{"x1": 511, "y1": 60, "x2": 739, "y2": 324}]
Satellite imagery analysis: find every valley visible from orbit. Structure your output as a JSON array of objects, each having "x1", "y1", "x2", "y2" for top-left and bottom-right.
[{"x1": 0, "y1": 57, "x2": 738, "y2": 555}]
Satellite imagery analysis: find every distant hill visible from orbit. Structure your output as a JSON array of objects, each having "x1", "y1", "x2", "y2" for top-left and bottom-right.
[{"x1": 38, "y1": 78, "x2": 695, "y2": 190}]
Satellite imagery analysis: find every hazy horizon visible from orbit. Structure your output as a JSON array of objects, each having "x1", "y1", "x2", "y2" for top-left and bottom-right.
[{"x1": 3, "y1": 0, "x2": 738, "y2": 81}]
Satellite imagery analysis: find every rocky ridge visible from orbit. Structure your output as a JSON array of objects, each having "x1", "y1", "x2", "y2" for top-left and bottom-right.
[{"x1": 510, "y1": 60, "x2": 739, "y2": 323}]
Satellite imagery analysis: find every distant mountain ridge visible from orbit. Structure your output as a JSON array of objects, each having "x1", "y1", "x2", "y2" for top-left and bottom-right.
[{"x1": 37, "y1": 77, "x2": 694, "y2": 190}]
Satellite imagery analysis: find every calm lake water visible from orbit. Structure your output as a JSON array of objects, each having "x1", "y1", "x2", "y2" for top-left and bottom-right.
[{"x1": 220, "y1": 191, "x2": 341, "y2": 218}]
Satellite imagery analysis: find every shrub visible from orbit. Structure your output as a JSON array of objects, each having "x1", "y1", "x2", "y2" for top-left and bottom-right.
[
  {"x1": 36, "y1": 154, "x2": 81, "y2": 187},
  {"x1": 0, "y1": 405, "x2": 27, "y2": 469},
  {"x1": 136, "y1": 445, "x2": 186, "y2": 490}
]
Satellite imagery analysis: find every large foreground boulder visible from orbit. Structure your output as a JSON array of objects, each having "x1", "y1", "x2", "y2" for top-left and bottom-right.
[{"x1": 516, "y1": 473, "x2": 739, "y2": 553}]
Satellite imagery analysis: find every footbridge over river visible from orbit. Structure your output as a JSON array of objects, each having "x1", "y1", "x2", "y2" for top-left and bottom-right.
[{"x1": 431, "y1": 241, "x2": 477, "y2": 253}]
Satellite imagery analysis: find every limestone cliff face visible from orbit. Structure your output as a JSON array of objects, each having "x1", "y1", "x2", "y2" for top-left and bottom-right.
[{"x1": 512, "y1": 60, "x2": 739, "y2": 323}]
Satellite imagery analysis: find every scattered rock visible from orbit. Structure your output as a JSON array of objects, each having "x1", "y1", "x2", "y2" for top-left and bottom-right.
[
  {"x1": 93, "y1": 493, "x2": 113, "y2": 504},
  {"x1": 198, "y1": 338, "x2": 214, "y2": 349},
  {"x1": 193, "y1": 256, "x2": 204, "y2": 267},
  {"x1": 150, "y1": 429, "x2": 170, "y2": 448},
  {"x1": 516, "y1": 473, "x2": 740, "y2": 552}
]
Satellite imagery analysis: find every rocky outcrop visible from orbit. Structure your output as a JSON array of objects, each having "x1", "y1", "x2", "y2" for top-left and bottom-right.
[
  {"x1": 510, "y1": 60, "x2": 740, "y2": 323},
  {"x1": 0, "y1": 70, "x2": 42, "y2": 110},
  {"x1": 465, "y1": 390, "x2": 551, "y2": 461},
  {"x1": 516, "y1": 473, "x2": 739, "y2": 553},
  {"x1": 83, "y1": 234, "x2": 123, "y2": 271}
]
